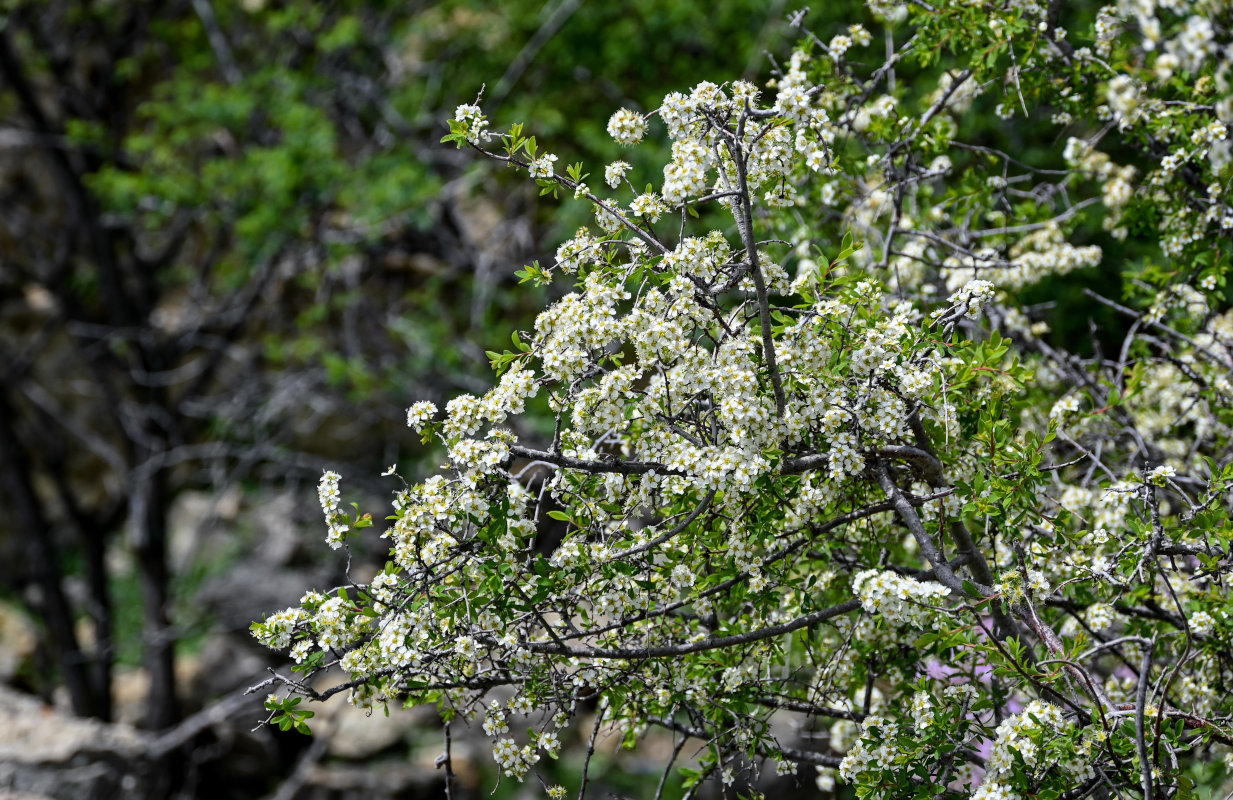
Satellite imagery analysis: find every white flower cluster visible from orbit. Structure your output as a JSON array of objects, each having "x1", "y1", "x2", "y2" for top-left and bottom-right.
[
  {"x1": 994, "y1": 568, "x2": 1051, "y2": 605},
  {"x1": 995, "y1": 224, "x2": 1103, "y2": 288},
  {"x1": 1084, "y1": 602, "x2": 1116, "y2": 632},
  {"x1": 252, "y1": 605, "x2": 306, "y2": 650},
  {"x1": 775, "y1": 51, "x2": 814, "y2": 122},
  {"x1": 1166, "y1": 14, "x2": 1216, "y2": 72},
  {"x1": 448, "y1": 437, "x2": 509, "y2": 472},
  {"x1": 630, "y1": 192, "x2": 665, "y2": 222},
  {"x1": 972, "y1": 781, "x2": 1020, "y2": 800},
  {"x1": 606, "y1": 107, "x2": 647, "y2": 145},
  {"x1": 529, "y1": 152, "x2": 557, "y2": 178},
  {"x1": 838, "y1": 714, "x2": 900, "y2": 783},
  {"x1": 317, "y1": 469, "x2": 340, "y2": 518},
  {"x1": 979, "y1": 700, "x2": 1071, "y2": 797},
  {"x1": 313, "y1": 595, "x2": 362, "y2": 650},
  {"x1": 866, "y1": 0, "x2": 908, "y2": 24},
  {"x1": 853, "y1": 569, "x2": 951, "y2": 626},
  {"x1": 1050, "y1": 394, "x2": 1082, "y2": 421},
  {"x1": 453, "y1": 103, "x2": 490, "y2": 144},
  {"x1": 317, "y1": 470, "x2": 349, "y2": 549},
  {"x1": 1107, "y1": 74, "x2": 1144, "y2": 129},
  {"x1": 935, "y1": 279, "x2": 996, "y2": 322},
  {"x1": 828, "y1": 34, "x2": 853, "y2": 62},
  {"x1": 491, "y1": 736, "x2": 541, "y2": 781},
  {"x1": 604, "y1": 160, "x2": 630, "y2": 188},
  {"x1": 910, "y1": 690, "x2": 934, "y2": 729},
  {"x1": 406, "y1": 400, "x2": 437, "y2": 432},
  {"x1": 662, "y1": 139, "x2": 714, "y2": 205}
]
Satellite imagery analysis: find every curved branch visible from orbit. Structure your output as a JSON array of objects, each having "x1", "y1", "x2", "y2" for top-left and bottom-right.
[{"x1": 874, "y1": 462, "x2": 974, "y2": 596}]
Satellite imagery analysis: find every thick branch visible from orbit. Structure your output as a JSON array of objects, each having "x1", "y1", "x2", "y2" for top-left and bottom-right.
[
  {"x1": 510, "y1": 444, "x2": 673, "y2": 475},
  {"x1": 874, "y1": 463, "x2": 973, "y2": 596}
]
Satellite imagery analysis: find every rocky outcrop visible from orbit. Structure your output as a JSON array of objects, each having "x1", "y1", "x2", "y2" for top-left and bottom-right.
[{"x1": 0, "y1": 685, "x2": 152, "y2": 800}]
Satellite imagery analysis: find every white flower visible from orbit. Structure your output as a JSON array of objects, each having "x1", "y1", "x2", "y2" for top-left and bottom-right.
[
  {"x1": 1154, "y1": 53, "x2": 1179, "y2": 82},
  {"x1": 455, "y1": 635, "x2": 479, "y2": 661},
  {"x1": 1106, "y1": 75, "x2": 1141, "y2": 127},
  {"x1": 492, "y1": 737, "x2": 520, "y2": 769},
  {"x1": 325, "y1": 522, "x2": 349, "y2": 550},
  {"x1": 290, "y1": 640, "x2": 311, "y2": 664},
  {"x1": 1050, "y1": 394, "x2": 1081, "y2": 420},
  {"x1": 539, "y1": 730, "x2": 561, "y2": 756},
  {"x1": 973, "y1": 781, "x2": 1019, "y2": 800},
  {"x1": 483, "y1": 702, "x2": 510, "y2": 736},
  {"x1": 1146, "y1": 464, "x2": 1175, "y2": 486}
]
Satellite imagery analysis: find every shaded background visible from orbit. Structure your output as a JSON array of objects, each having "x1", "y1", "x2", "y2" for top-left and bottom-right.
[{"x1": 0, "y1": 1, "x2": 1136, "y2": 798}]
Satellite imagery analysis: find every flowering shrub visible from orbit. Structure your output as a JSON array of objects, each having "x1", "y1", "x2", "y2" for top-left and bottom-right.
[{"x1": 252, "y1": 2, "x2": 1233, "y2": 797}]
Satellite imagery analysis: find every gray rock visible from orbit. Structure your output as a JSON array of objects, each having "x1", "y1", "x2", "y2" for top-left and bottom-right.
[
  {"x1": 0, "y1": 685, "x2": 152, "y2": 800},
  {"x1": 196, "y1": 563, "x2": 337, "y2": 633},
  {"x1": 312, "y1": 687, "x2": 434, "y2": 760}
]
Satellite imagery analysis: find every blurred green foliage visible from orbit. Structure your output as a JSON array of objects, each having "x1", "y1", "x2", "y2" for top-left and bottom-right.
[{"x1": 71, "y1": 0, "x2": 828, "y2": 416}]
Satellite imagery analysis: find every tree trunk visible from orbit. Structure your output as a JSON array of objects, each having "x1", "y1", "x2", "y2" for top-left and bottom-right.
[
  {"x1": 131, "y1": 465, "x2": 177, "y2": 731},
  {"x1": 0, "y1": 390, "x2": 105, "y2": 718}
]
